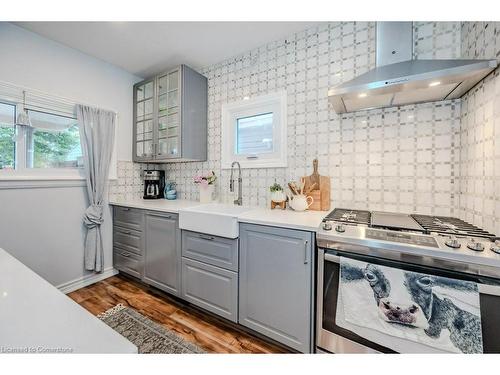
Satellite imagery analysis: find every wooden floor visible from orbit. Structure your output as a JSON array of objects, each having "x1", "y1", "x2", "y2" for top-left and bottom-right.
[{"x1": 68, "y1": 274, "x2": 289, "y2": 353}]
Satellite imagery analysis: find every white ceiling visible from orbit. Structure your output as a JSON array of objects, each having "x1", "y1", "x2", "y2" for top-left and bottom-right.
[{"x1": 15, "y1": 22, "x2": 320, "y2": 78}]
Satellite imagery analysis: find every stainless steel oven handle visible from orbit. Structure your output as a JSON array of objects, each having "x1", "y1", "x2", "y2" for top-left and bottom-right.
[
  {"x1": 324, "y1": 252, "x2": 340, "y2": 264},
  {"x1": 323, "y1": 251, "x2": 500, "y2": 297},
  {"x1": 478, "y1": 284, "x2": 500, "y2": 296}
]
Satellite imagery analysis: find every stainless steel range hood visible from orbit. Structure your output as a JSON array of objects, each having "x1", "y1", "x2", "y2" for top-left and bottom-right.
[{"x1": 328, "y1": 22, "x2": 497, "y2": 114}]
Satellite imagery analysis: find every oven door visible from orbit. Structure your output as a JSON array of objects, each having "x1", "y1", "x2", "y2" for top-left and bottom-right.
[{"x1": 316, "y1": 248, "x2": 500, "y2": 354}]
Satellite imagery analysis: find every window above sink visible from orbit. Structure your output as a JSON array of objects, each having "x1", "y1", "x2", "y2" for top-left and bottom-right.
[{"x1": 221, "y1": 91, "x2": 287, "y2": 169}]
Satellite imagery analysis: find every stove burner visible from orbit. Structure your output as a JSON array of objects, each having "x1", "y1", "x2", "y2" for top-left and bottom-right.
[
  {"x1": 412, "y1": 214, "x2": 496, "y2": 239},
  {"x1": 323, "y1": 208, "x2": 371, "y2": 226},
  {"x1": 322, "y1": 208, "x2": 497, "y2": 246},
  {"x1": 341, "y1": 212, "x2": 357, "y2": 221}
]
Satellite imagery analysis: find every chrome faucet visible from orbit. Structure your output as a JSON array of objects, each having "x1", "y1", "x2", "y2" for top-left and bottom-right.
[{"x1": 229, "y1": 161, "x2": 242, "y2": 206}]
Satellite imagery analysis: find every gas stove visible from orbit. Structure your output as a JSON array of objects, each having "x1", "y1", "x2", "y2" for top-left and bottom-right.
[{"x1": 317, "y1": 208, "x2": 500, "y2": 278}]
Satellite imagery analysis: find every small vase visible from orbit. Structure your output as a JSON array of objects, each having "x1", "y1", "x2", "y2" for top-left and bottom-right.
[{"x1": 199, "y1": 184, "x2": 214, "y2": 203}]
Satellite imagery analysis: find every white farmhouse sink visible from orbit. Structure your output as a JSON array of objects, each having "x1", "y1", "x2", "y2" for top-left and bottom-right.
[{"x1": 178, "y1": 203, "x2": 252, "y2": 239}]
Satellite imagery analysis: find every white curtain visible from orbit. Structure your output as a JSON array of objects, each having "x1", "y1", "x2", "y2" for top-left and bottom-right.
[{"x1": 76, "y1": 105, "x2": 116, "y2": 273}]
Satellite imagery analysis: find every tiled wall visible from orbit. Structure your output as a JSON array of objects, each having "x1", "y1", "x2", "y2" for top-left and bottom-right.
[
  {"x1": 459, "y1": 22, "x2": 500, "y2": 235},
  {"x1": 111, "y1": 22, "x2": 480, "y2": 221}
]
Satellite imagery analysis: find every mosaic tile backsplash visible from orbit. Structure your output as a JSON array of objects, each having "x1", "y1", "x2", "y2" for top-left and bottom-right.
[
  {"x1": 459, "y1": 22, "x2": 500, "y2": 235},
  {"x1": 109, "y1": 21, "x2": 500, "y2": 235}
]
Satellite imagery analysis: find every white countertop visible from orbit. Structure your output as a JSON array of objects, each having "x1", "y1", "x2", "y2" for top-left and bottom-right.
[
  {"x1": 0, "y1": 248, "x2": 137, "y2": 353},
  {"x1": 237, "y1": 207, "x2": 328, "y2": 232},
  {"x1": 109, "y1": 197, "x2": 201, "y2": 213},
  {"x1": 109, "y1": 198, "x2": 328, "y2": 232}
]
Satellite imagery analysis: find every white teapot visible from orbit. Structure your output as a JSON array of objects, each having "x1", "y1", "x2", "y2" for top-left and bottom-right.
[{"x1": 288, "y1": 194, "x2": 314, "y2": 211}]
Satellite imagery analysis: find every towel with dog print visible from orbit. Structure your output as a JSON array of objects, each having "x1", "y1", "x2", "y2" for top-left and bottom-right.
[{"x1": 336, "y1": 257, "x2": 483, "y2": 353}]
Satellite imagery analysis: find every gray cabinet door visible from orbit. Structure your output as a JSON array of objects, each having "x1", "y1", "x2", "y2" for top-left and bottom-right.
[
  {"x1": 132, "y1": 65, "x2": 207, "y2": 163},
  {"x1": 133, "y1": 78, "x2": 156, "y2": 162},
  {"x1": 181, "y1": 257, "x2": 238, "y2": 322},
  {"x1": 239, "y1": 223, "x2": 314, "y2": 353},
  {"x1": 143, "y1": 212, "x2": 180, "y2": 296}
]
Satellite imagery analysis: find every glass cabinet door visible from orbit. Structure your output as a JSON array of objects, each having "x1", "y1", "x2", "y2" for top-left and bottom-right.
[
  {"x1": 135, "y1": 80, "x2": 155, "y2": 159},
  {"x1": 155, "y1": 69, "x2": 180, "y2": 159}
]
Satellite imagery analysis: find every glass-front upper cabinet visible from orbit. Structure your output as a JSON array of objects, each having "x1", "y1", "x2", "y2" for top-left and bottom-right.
[
  {"x1": 156, "y1": 68, "x2": 180, "y2": 159},
  {"x1": 134, "y1": 78, "x2": 155, "y2": 161},
  {"x1": 132, "y1": 65, "x2": 207, "y2": 163}
]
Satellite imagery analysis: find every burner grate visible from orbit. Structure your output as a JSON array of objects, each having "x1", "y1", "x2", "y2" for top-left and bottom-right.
[
  {"x1": 324, "y1": 208, "x2": 371, "y2": 225},
  {"x1": 411, "y1": 214, "x2": 496, "y2": 239}
]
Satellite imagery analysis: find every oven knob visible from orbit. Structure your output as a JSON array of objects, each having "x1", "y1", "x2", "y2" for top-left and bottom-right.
[
  {"x1": 467, "y1": 239, "x2": 485, "y2": 252},
  {"x1": 335, "y1": 224, "x2": 346, "y2": 233},
  {"x1": 491, "y1": 241, "x2": 500, "y2": 255},
  {"x1": 322, "y1": 221, "x2": 332, "y2": 231},
  {"x1": 445, "y1": 236, "x2": 461, "y2": 249}
]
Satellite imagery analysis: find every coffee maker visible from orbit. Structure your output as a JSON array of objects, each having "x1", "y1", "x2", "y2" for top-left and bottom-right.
[{"x1": 143, "y1": 170, "x2": 165, "y2": 199}]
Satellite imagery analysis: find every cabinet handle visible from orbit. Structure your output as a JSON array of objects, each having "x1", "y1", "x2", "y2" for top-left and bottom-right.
[
  {"x1": 121, "y1": 207, "x2": 130, "y2": 211},
  {"x1": 304, "y1": 240, "x2": 309, "y2": 264},
  {"x1": 121, "y1": 252, "x2": 131, "y2": 257},
  {"x1": 147, "y1": 213, "x2": 172, "y2": 219},
  {"x1": 198, "y1": 234, "x2": 215, "y2": 241}
]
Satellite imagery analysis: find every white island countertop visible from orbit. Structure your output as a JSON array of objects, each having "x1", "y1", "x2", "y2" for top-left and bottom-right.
[
  {"x1": 109, "y1": 198, "x2": 328, "y2": 232},
  {"x1": 0, "y1": 248, "x2": 137, "y2": 353}
]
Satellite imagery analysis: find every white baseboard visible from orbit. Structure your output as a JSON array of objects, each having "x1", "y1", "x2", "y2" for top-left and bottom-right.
[{"x1": 57, "y1": 267, "x2": 118, "y2": 294}]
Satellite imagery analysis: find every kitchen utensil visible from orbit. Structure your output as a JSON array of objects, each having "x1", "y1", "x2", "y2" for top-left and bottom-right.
[
  {"x1": 304, "y1": 182, "x2": 317, "y2": 195},
  {"x1": 302, "y1": 159, "x2": 330, "y2": 211},
  {"x1": 310, "y1": 159, "x2": 320, "y2": 187},
  {"x1": 288, "y1": 182, "x2": 299, "y2": 195}
]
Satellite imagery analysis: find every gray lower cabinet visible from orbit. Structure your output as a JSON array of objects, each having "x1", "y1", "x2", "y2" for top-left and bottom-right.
[
  {"x1": 143, "y1": 212, "x2": 181, "y2": 296},
  {"x1": 114, "y1": 249, "x2": 143, "y2": 279},
  {"x1": 239, "y1": 223, "x2": 314, "y2": 353},
  {"x1": 181, "y1": 230, "x2": 239, "y2": 321},
  {"x1": 114, "y1": 206, "x2": 144, "y2": 231},
  {"x1": 113, "y1": 206, "x2": 145, "y2": 279},
  {"x1": 113, "y1": 205, "x2": 314, "y2": 351},
  {"x1": 182, "y1": 230, "x2": 238, "y2": 271},
  {"x1": 112, "y1": 206, "x2": 180, "y2": 297},
  {"x1": 181, "y1": 257, "x2": 238, "y2": 322}
]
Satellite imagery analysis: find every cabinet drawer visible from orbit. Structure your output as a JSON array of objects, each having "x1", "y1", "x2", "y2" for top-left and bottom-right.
[
  {"x1": 114, "y1": 248, "x2": 143, "y2": 279},
  {"x1": 181, "y1": 258, "x2": 238, "y2": 322},
  {"x1": 113, "y1": 206, "x2": 144, "y2": 231},
  {"x1": 114, "y1": 226, "x2": 143, "y2": 255},
  {"x1": 182, "y1": 230, "x2": 238, "y2": 271}
]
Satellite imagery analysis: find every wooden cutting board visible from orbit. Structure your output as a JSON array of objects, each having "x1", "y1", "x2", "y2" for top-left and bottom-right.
[{"x1": 302, "y1": 159, "x2": 330, "y2": 211}]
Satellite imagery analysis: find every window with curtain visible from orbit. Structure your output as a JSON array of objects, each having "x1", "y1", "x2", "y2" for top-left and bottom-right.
[
  {"x1": 0, "y1": 88, "x2": 83, "y2": 172},
  {"x1": 26, "y1": 110, "x2": 82, "y2": 169}
]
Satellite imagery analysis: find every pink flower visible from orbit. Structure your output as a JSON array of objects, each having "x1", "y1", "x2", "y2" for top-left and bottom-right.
[{"x1": 193, "y1": 172, "x2": 217, "y2": 185}]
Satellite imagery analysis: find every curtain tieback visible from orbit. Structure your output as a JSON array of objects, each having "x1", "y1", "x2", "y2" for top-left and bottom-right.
[{"x1": 83, "y1": 204, "x2": 104, "y2": 229}]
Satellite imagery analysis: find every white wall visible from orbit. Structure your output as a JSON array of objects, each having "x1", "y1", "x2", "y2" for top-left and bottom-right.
[{"x1": 0, "y1": 23, "x2": 140, "y2": 288}]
